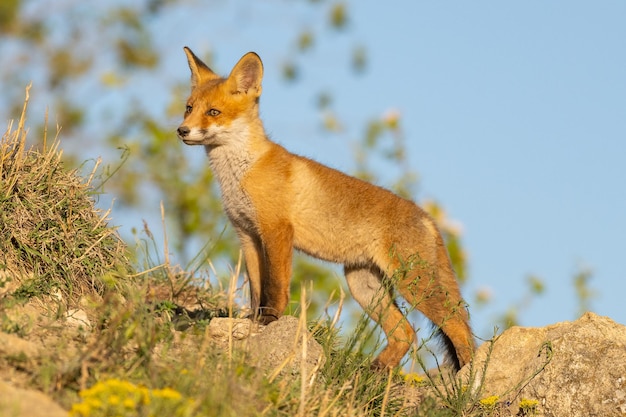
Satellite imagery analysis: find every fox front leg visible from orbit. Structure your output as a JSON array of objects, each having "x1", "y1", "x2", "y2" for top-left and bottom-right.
[
  {"x1": 238, "y1": 231, "x2": 264, "y2": 318},
  {"x1": 257, "y1": 221, "x2": 294, "y2": 324}
]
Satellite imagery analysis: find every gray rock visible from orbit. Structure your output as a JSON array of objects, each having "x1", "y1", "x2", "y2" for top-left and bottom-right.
[
  {"x1": 209, "y1": 317, "x2": 262, "y2": 340},
  {"x1": 462, "y1": 312, "x2": 626, "y2": 416},
  {"x1": 209, "y1": 316, "x2": 325, "y2": 382},
  {"x1": 0, "y1": 381, "x2": 67, "y2": 417}
]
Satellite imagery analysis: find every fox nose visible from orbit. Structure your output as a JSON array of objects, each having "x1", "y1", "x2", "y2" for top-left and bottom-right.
[{"x1": 177, "y1": 126, "x2": 190, "y2": 138}]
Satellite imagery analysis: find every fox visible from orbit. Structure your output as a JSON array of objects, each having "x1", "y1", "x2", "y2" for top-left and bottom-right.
[{"x1": 176, "y1": 47, "x2": 474, "y2": 371}]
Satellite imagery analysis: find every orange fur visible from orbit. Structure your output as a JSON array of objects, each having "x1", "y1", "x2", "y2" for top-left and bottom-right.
[{"x1": 177, "y1": 48, "x2": 474, "y2": 370}]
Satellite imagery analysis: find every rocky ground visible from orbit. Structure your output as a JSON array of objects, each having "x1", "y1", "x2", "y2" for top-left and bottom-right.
[{"x1": 1, "y1": 289, "x2": 625, "y2": 417}]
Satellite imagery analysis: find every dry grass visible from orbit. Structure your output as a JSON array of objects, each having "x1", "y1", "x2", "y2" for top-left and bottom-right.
[{"x1": 0, "y1": 86, "x2": 130, "y2": 306}]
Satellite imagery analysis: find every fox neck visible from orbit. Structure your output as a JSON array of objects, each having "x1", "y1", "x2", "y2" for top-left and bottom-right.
[{"x1": 203, "y1": 117, "x2": 268, "y2": 226}]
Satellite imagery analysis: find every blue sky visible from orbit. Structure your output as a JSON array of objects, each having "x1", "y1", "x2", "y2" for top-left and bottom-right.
[
  {"x1": 351, "y1": 2, "x2": 626, "y2": 332},
  {"x1": 6, "y1": 1, "x2": 626, "y2": 339},
  {"x1": 164, "y1": 1, "x2": 625, "y2": 336}
]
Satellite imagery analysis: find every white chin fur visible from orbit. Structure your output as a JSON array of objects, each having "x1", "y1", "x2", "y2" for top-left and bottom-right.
[{"x1": 183, "y1": 121, "x2": 248, "y2": 147}]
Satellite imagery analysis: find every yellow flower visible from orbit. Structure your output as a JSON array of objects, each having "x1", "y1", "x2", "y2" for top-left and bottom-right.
[
  {"x1": 382, "y1": 109, "x2": 401, "y2": 130},
  {"x1": 71, "y1": 379, "x2": 189, "y2": 417},
  {"x1": 142, "y1": 390, "x2": 152, "y2": 406},
  {"x1": 519, "y1": 398, "x2": 539, "y2": 415},
  {"x1": 69, "y1": 402, "x2": 91, "y2": 417},
  {"x1": 86, "y1": 398, "x2": 102, "y2": 410},
  {"x1": 479, "y1": 395, "x2": 499, "y2": 408},
  {"x1": 519, "y1": 398, "x2": 539, "y2": 407},
  {"x1": 401, "y1": 372, "x2": 426, "y2": 386},
  {"x1": 152, "y1": 387, "x2": 182, "y2": 400}
]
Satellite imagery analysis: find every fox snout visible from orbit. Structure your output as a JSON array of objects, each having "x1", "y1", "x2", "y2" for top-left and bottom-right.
[
  {"x1": 177, "y1": 125, "x2": 199, "y2": 145},
  {"x1": 177, "y1": 125, "x2": 190, "y2": 139}
]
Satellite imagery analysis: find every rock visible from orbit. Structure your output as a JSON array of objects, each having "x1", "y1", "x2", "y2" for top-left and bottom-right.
[
  {"x1": 0, "y1": 332, "x2": 41, "y2": 360},
  {"x1": 208, "y1": 317, "x2": 262, "y2": 340},
  {"x1": 208, "y1": 316, "x2": 325, "y2": 382},
  {"x1": 65, "y1": 308, "x2": 91, "y2": 330},
  {"x1": 0, "y1": 381, "x2": 68, "y2": 417},
  {"x1": 248, "y1": 316, "x2": 325, "y2": 381},
  {"x1": 463, "y1": 312, "x2": 626, "y2": 417}
]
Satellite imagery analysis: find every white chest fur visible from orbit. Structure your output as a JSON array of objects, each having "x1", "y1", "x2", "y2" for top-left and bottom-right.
[{"x1": 205, "y1": 144, "x2": 257, "y2": 233}]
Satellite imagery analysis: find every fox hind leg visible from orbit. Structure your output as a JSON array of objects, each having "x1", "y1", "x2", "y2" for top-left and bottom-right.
[
  {"x1": 344, "y1": 265, "x2": 415, "y2": 370},
  {"x1": 394, "y1": 255, "x2": 474, "y2": 370}
]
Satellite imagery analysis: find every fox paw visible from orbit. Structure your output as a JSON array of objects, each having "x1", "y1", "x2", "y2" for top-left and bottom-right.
[
  {"x1": 245, "y1": 311, "x2": 280, "y2": 325},
  {"x1": 257, "y1": 314, "x2": 279, "y2": 325}
]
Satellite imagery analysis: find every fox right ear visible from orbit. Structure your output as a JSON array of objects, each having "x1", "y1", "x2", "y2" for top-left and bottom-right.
[
  {"x1": 227, "y1": 52, "x2": 263, "y2": 97},
  {"x1": 183, "y1": 47, "x2": 219, "y2": 89}
]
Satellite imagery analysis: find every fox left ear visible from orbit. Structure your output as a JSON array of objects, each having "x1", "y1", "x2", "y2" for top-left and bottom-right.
[
  {"x1": 228, "y1": 52, "x2": 263, "y2": 97},
  {"x1": 183, "y1": 46, "x2": 219, "y2": 89}
]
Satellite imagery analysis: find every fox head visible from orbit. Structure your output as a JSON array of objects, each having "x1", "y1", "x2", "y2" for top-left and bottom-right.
[{"x1": 177, "y1": 47, "x2": 264, "y2": 146}]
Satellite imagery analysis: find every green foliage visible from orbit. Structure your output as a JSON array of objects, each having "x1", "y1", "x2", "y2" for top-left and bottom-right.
[
  {"x1": 573, "y1": 266, "x2": 595, "y2": 317},
  {"x1": 0, "y1": 0, "x2": 31, "y2": 38},
  {"x1": 329, "y1": 2, "x2": 349, "y2": 30},
  {"x1": 297, "y1": 30, "x2": 314, "y2": 52},
  {"x1": 0, "y1": 0, "x2": 22, "y2": 34},
  {"x1": 108, "y1": 7, "x2": 160, "y2": 69},
  {"x1": 496, "y1": 274, "x2": 546, "y2": 329},
  {"x1": 351, "y1": 44, "x2": 368, "y2": 73}
]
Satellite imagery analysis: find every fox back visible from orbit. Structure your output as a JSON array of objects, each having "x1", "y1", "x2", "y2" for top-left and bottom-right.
[{"x1": 177, "y1": 48, "x2": 474, "y2": 371}]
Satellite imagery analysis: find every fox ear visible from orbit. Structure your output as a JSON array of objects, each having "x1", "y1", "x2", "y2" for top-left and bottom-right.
[
  {"x1": 183, "y1": 47, "x2": 218, "y2": 89},
  {"x1": 227, "y1": 52, "x2": 263, "y2": 97}
]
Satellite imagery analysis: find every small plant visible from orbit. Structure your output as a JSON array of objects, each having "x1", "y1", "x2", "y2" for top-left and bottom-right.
[
  {"x1": 479, "y1": 395, "x2": 499, "y2": 415},
  {"x1": 70, "y1": 378, "x2": 193, "y2": 417},
  {"x1": 400, "y1": 370, "x2": 427, "y2": 387},
  {"x1": 518, "y1": 398, "x2": 539, "y2": 416}
]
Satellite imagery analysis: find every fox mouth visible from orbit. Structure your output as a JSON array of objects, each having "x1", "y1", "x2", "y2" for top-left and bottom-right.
[
  {"x1": 181, "y1": 137, "x2": 216, "y2": 146},
  {"x1": 181, "y1": 138, "x2": 201, "y2": 145},
  {"x1": 178, "y1": 129, "x2": 216, "y2": 145}
]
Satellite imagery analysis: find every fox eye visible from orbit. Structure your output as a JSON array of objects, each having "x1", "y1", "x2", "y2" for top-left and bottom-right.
[
  {"x1": 207, "y1": 108, "x2": 221, "y2": 117},
  {"x1": 185, "y1": 105, "x2": 193, "y2": 114}
]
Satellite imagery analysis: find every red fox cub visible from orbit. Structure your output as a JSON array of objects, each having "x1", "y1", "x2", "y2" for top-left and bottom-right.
[{"x1": 177, "y1": 47, "x2": 474, "y2": 371}]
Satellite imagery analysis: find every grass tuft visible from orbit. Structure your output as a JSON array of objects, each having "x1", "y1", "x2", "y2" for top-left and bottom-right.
[{"x1": 0, "y1": 85, "x2": 130, "y2": 307}]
